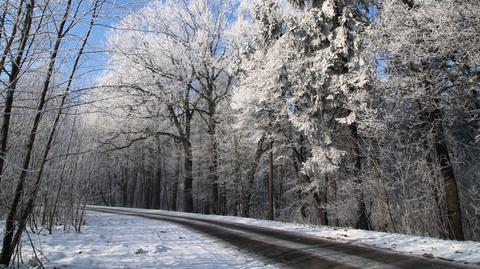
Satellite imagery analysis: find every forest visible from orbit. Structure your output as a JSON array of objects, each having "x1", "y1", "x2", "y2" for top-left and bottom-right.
[{"x1": 0, "y1": 0, "x2": 479, "y2": 265}]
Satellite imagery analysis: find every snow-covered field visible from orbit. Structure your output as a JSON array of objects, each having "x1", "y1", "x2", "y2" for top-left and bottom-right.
[
  {"x1": 0, "y1": 211, "x2": 277, "y2": 269},
  {"x1": 92, "y1": 206, "x2": 480, "y2": 265}
]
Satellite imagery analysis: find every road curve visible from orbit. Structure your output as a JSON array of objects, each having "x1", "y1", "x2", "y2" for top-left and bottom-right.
[{"x1": 87, "y1": 206, "x2": 479, "y2": 269}]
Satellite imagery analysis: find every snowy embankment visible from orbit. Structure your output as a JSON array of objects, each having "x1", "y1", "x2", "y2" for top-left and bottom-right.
[
  {"x1": 92, "y1": 206, "x2": 480, "y2": 265},
  {"x1": 0, "y1": 211, "x2": 276, "y2": 269}
]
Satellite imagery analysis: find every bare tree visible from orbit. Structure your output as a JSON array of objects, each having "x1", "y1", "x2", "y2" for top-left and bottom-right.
[{"x1": 0, "y1": 0, "x2": 35, "y2": 185}]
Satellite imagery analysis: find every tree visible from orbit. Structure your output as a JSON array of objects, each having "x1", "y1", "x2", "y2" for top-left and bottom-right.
[
  {"x1": 98, "y1": 0, "x2": 236, "y2": 213},
  {"x1": 231, "y1": 0, "x2": 291, "y2": 219},
  {"x1": 0, "y1": 0, "x2": 35, "y2": 185},
  {"x1": 0, "y1": 0, "x2": 105, "y2": 264},
  {"x1": 363, "y1": 0, "x2": 480, "y2": 240}
]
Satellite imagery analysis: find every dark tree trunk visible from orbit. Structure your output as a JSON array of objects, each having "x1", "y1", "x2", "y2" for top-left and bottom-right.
[
  {"x1": 208, "y1": 122, "x2": 219, "y2": 214},
  {"x1": 0, "y1": 0, "x2": 34, "y2": 186},
  {"x1": 268, "y1": 141, "x2": 274, "y2": 220},
  {"x1": 171, "y1": 143, "x2": 181, "y2": 211},
  {"x1": 121, "y1": 166, "x2": 128, "y2": 207},
  {"x1": 431, "y1": 109, "x2": 464, "y2": 240},
  {"x1": 143, "y1": 170, "x2": 152, "y2": 209},
  {"x1": 233, "y1": 136, "x2": 241, "y2": 216},
  {"x1": 183, "y1": 140, "x2": 193, "y2": 212},
  {"x1": 350, "y1": 122, "x2": 370, "y2": 230},
  {"x1": 128, "y1": 169, "x2": 137, "y2": 207},
  {"x1": 242, "y1": 135, "x2": 265, "y2": 217},
  {"x1": 292, "y1": 133, "x2": 308, "y2": 220},
  {"x1": 206, "y1": 87, "x2": 220, "y2": 214},
  {"x1": 0, "y1": 0, "x2": 72, "y2": 264},
  {"x1": 152, "y1": 162, "x2": 162, "y2": 209}
]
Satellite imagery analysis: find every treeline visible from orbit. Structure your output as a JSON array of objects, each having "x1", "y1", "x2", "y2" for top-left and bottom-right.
[
  {"x1": 0, "y1": 0, "x2": 106, "y2": 265},
  {"x1": 93, "y1": 0, "x2": 480, "y2": 243}
]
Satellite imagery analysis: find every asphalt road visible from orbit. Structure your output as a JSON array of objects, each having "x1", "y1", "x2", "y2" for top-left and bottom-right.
[{"x1": 87, "y1": 206, "x2": 479, "y2": 269}]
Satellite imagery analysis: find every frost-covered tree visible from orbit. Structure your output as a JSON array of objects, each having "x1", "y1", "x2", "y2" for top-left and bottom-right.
[
  {"x1": 97, "y1": 0, "x2": 237, "y2": 213},
  {"x1": 280, "y1": 0, "x2": 371, "y2": 228},
  {"x1": 0, "y1": 0, "x2": 106, "y2": 265},
  {"x1": 232, "y1": 0, "x2": 374, "y2": 226},
  {"x1": 231, "y1": 0, "x2": 300, "y2": 219},
  {"x1": 362, "y1": 0, "x2": 480, "y2": 240}
]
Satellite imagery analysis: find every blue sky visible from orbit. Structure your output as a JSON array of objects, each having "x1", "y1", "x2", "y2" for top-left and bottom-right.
[{"x1": 77, "y1": 0, "x2": 149, "y2": 85}]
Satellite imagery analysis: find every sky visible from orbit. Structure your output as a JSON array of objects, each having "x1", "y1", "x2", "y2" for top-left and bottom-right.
[{"x1": 77, "y1": 0, "x2": 149, "y2": 85}]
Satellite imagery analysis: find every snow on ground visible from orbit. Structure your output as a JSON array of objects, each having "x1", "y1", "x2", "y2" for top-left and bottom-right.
[
  {"x1": 0, "y1": 211, "x2": 278, "y2": 269},
  {"x1": 93, "y1": 206, "x2": 480, "y2": 265}
]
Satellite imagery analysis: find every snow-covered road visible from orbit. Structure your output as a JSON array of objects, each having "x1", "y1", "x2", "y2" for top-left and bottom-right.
[
  {"x1": 3, "y1": 206, "x2": 480, "y2": 268},
  {"x1": 2, "y1": 211, "x2": 277, "y2": 269},
  {"x1": 89, "y1": 206, "x2": 480, "y2": 269}
]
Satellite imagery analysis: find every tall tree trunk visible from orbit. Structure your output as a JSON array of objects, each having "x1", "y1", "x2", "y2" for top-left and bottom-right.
[
  {"x1": 121, "y1": 166, "x2": 128, "y2": 207},
  {"x1": 165, "y1": 84, "x2": 194, "y2": 212},
  {"x1": 0, "y1": 0, "x2": 34, "y2": 186},
  {"x1": 431, "y1": 108, "x2": 464, "y2": 240},
  {"x1": 128, "y1": 169, "x2": 136, "y2": 207},
  {"x1": 0, "y1": 0, "x2": 21, "y2": 79},
  {"x1": 205, "y1": 84, "x2": 219, "y2": 214},
  {"x1": 292, "y1": 133, "x2": 308, "y2": 220},
  {"x1": 0, "y1": 0, "x2": 72, "y2": 264},
  {"x1": 141, "y1": 153, "x2": 151, "y2": 209},
  {"x1": 233, "y1": 135, "x2": 241, "y2": 216},
  {"x1": 152, "y1": 141, "x2": 162, "y2": 209},
  {"x1": 182, "y1": 84, "x2": 194, "y2": 212},
  {"x1": 268, "y1": 141, "x2": 274, "y2": 220},
  {"x1": 0, "y1": 0, "x2": 9, "y2": 41},
  {"x1": 242, "y1": 135, "x2": 265, "y2": 217},
  {"x1": 208, "y1": 121, "x2": 219, "y2": 214},
  {"x1": 425, "y1": 151, "x2": 447, "y2": 237},
  {"x1": 49, "y1": 114, "x2": 77, "y2": 234},
  {"x1": 351, "y1": 122, "x2": 370, "y2": 230},
  {"x1": 419, "y1": 88, "x2": 464, "y2": 240},
  {"x1": 208, "y1": 125, "x2": 220, "y2": 214},
  {"x1": 183, "y1": 140, "x2": 193, "y2": 212},
  {"x1": 370, "y1": 139, "x2": 397, "y2": 233},
  {"x1": 171, "y1": 143, "x2": 181, "y2": 211}
]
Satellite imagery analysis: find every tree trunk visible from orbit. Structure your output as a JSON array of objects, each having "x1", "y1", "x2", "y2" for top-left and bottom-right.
[
  {"x1": 183, "y1": 140, "x2": 194, "y2": 212},
  {"x1": 350, "y1": 122, "x2": 370, "y2": 230},
  {"x1": 432, "y1": 110, "x2": 464, "y2": 240},
  {"x1": 49, "y1": 116, "x2": 77, "y2": 234},
  {"x1": 268, "y1": 141, "x2": 274, "y2": 220},
  {"x1": 206, "y1": 85, "x2": 219, "y2": 214},
  {"x1": 0, "y1": 0, "x2": 10, "y2": 42},
  {"x1": 242, "y1": 135, "x2": 265, "y2": 217},
  {"x1": 233, "y1": 136, "x2": 241, "y2": 216},
  {"x1": 128, "y1": 170, "x2": 137, "y2": 207},
  {"x1": 208, "y1": 121, "x2": 219, "y2": 214},
  {"x1": 0, "y1": 0, "x2": 34, "y2": 186},
  {"x1": 0, "y1": 0, "x2": 21, "y2": 78},
  {"x1": 370, "y1": 139, "x2": 397, "y2": 233},
  {"x1": 121, "y1": 166, "x2": 128, "y2": 207},
  {"x1": 0, "y1": 1, "x2": 72, "y2": 264},
  {"x1": 171, "y1": 144, "x2": 181, "y2": 211},
  {"x1": 292, "y1": 133, "x2": 309, "y2": 220},
  {"x1": 152, "y1": 162, "x2": 162, "y2": 209}
]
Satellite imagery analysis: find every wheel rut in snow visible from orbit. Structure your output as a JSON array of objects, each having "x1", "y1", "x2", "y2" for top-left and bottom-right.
[{"x1": 87, "y1": 207, "x2": 480, "y2": 269}]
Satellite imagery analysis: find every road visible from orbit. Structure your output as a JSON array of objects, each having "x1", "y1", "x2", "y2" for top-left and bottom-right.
[{"x1": 87, "y1": 206, "x2": 479, "y2": 269}]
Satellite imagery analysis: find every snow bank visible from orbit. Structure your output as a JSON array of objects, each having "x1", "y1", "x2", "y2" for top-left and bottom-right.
[{"x1": 93, "y1": 206, "x2": 480, "y2": 265}]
